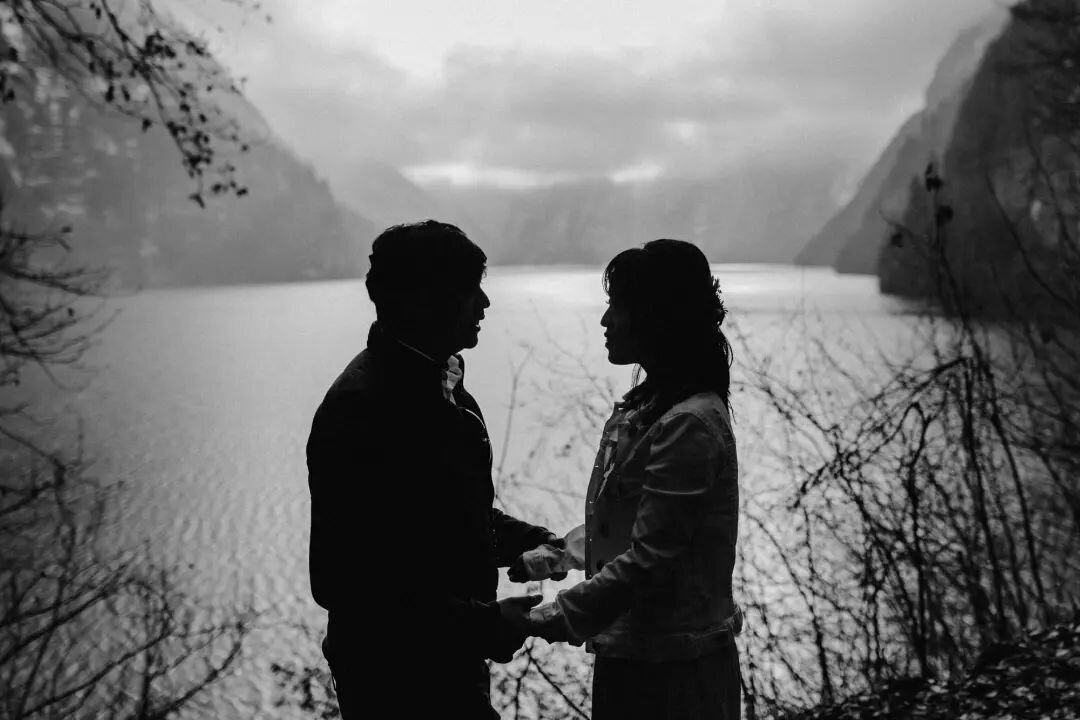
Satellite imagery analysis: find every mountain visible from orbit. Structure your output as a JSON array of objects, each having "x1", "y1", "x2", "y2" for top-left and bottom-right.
[
  {"x1": 1, "y1": 29, "x2": 374, "y2": 288},
  {"x1": 330, "y1": 160, "x2": 451, "y2": 231},
  {"x1": 794, "y1": 10, "x2": 1009, "y2": 273},
  {"x1": 419, "y1": 157, "x2": 845, "y2": 266},
  {"x1": 326, "y1": 160, "x2": 508, "y2": 263},
  {"x1": 877, "y1": 0, "x2": 1078, "y2": 316}
]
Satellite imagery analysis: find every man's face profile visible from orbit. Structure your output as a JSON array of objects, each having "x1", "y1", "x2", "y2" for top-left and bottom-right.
[{"x1": 445, "y1": 283, "x2": 490, "y2": 353}]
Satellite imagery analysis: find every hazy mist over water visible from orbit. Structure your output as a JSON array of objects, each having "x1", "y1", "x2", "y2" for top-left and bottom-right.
[
  {"x1": 38, "y1": 265, "x2": 914, "y2": 715},
  {"x1": 8, "y1": 0, "x2": 1080, "y2": 716}
]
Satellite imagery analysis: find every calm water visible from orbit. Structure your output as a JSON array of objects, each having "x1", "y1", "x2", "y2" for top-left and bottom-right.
[{"x1": 49, "y1": 265, "x2": 911, "y2": 717}]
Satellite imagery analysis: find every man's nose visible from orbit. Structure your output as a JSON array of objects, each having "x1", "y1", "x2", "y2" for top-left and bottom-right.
[{"x1": 479, "y1": 289, "x2": 490, "y2": 309}]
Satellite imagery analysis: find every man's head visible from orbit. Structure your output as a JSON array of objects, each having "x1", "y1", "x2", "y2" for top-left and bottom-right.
[{"x1": 366, "y1": 220, "x2": 490, "y2": 356}]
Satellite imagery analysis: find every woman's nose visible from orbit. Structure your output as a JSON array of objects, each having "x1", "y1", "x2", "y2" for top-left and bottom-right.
[{"x1": 600, "y1": 308, "x2": 610, "y2": 327}]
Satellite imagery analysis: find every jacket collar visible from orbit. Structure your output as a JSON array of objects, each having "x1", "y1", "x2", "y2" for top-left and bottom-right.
[{"x1": 366, "y1": 321, "x2": 448, "y2": 388}]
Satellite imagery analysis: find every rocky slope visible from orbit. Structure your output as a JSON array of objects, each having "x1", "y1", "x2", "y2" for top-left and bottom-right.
[
  {"x1": 795, "y1": 10, "x2": 1009, "y2": 274},
  {"x1": 0, "y1": 36, "x2": 374, "y2": 288},
  {"x1": 877, "y1": 0, "x2": 1079, "y2": 314}
]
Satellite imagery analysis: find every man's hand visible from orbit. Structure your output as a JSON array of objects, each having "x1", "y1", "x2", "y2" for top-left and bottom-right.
[
  {"x1": 487, "y1": 595, "x2": 543, "y2": 663},
  {"x1": 496, "y1": 594, "x2": 543, "y2": 632},
  {"x1": 487, "y1": 625, "x2": 525, "y2": 663}
]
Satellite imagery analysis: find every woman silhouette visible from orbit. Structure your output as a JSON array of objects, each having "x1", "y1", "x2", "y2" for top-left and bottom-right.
[{"x1": 526, "y1": 239, "x2": 742, "y2": 719}]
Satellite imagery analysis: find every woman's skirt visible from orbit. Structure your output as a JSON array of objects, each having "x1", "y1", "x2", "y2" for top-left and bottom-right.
[{"x1": 591, "y1": 643, "x2": 741, "y2": 720}]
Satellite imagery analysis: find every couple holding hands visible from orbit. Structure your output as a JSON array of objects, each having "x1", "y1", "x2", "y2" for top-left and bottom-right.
[{"x1": 306, "y1": 221, "x2": 741, "y2": 719}]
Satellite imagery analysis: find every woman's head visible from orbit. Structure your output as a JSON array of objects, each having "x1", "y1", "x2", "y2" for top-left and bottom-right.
[{"x1": 602, "y1": 239, "x2": 732, "y2": 410}]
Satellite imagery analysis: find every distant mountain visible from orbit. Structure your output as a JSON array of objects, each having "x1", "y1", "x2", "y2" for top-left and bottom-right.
[
  {"x1": 795, "y1": 10, "x2": 1009, "y2": 273},
  {"x1": 1, "y1": 34, "x2": 374, "y2": 288},
  {"x1": 417, "y1": 157, "x2": 845, "y2": 266},
  {"x1": 331, "y1": 160, "x2": 451, "y2": 231}
]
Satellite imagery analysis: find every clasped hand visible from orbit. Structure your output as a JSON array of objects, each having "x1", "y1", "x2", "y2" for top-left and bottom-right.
[
  {"x1": 494, "y1": 595, "x2": 581, "y2": 655},
  {"x1": 507, "y1": 537, "x2": 568, "y2": 583},
  {"x1": 509, "y1": 526, "x2": 589, "y2": 584},
  {"x1": 525, "y1": 601, "x2": 581, "y2": 645},
  {"x1": 488, "y1": 594, "x2": 541, "y2": 662}
]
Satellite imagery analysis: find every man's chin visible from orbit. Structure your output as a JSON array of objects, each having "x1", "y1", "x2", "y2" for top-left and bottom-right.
[{"x1": 460, "y1": 331, "x2": 480, "y2": 350}]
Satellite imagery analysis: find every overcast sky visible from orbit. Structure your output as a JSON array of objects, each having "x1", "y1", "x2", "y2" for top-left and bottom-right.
[{"x1": 189, "y1": 0, "x2": 1006, "y2": 189}]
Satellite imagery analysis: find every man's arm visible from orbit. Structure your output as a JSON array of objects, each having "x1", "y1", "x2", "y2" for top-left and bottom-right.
[
  {"x1": 437, "y1": 597, "x2": 510, "y2": 659},
  {"x1": 307, "y1": 389, "x2": 369, "y2": 612},
  {"x1": 454, "y1": 355, "x2": 557, "y2": 566},
  {"x1": 308, "y1": 388, "x2": 530, "y2": 661},
  {"x1": 492, "y1": 508, "x2": 558, "y2": 567},
  {"x1": 555, "y1": 412, "x2": 718, "y2": 639}
]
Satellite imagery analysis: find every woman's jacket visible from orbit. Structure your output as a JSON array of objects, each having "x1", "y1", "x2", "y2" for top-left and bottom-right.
[{"x1": 556, "y1": 391, "x2": 740, "y2": 661}]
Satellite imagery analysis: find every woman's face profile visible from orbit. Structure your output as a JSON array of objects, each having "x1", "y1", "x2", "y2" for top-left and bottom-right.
[{"x1": 601, "y1": 295, "x2": 640, "y2": 366}]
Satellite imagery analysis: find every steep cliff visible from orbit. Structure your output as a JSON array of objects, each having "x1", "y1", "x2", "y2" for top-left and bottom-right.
[
  {"x1": 878, "y1": 0, "x2": 1078, "y2": 316},
  {"x1": 0, "y1": 43, "x2": 374, "y2": 288},
  {"x1": 795, "y1": 10, "x2": 1009, "y2": 273}
]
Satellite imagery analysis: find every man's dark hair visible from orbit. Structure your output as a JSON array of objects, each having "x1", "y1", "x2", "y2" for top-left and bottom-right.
[
  {"x1": 365, "y1": 220, "x2": 487, "y2": 322},
  {"x1": 603, "y1": 238, "x2": 733, "y2": 419}
]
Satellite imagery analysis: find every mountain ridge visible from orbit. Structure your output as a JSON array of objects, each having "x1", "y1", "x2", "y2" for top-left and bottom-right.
[
  {"x1": 1, "y1": 21, "x2": 376, "y2": 289},
  {"x1": 794, "y1": 9, "x2": 1010, "y2": 273}
]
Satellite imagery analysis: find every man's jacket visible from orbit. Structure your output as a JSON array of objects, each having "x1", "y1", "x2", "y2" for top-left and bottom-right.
[
  {"x1": 556, "y1": 391, "x2": 740, "y2": 661},
  {"x1": 306, "y1": 323, "x2": 553, "y2": 707}
]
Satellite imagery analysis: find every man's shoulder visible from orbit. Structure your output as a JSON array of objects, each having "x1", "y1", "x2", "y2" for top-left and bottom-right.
[
  {"x1": 328, "y1": 349, "x2": 377, "y2": 394},
  {"x1": 312, "y1": 350, "x2": 386, "y2": 427}
]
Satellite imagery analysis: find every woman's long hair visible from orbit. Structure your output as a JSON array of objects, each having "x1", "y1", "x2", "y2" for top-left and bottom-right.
[{"x1": 603, "y1": 239, "x2": 733, "y2": 426}]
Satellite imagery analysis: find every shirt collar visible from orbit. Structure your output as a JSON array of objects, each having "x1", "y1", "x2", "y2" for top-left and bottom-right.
[
  {"x1": 368, "y1": 321, "x2": 444, "y2": 366},
  {"x1": 394, "y1": 337, "x2": 443, "y2": 366},
  {"x1": 366, "y1": 322, "x2": 467, "y2": 405},
  {"x1": 382, "y1": 329, "x2": 463, "y2": 404}
]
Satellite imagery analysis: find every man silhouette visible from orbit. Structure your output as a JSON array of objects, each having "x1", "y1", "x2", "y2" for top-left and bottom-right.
[{"x1": 306, "y1": 220, "x2": 558, "y2": 718}]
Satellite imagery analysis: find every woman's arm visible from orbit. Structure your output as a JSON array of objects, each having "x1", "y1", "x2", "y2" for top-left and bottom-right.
[{"x1": 555, "y1": 411, "x2": 718, "y2": 639}]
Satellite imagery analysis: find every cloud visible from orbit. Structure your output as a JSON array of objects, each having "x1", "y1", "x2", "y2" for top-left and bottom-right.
[
  {"x1": 220, "y1": 0, "x2": 1002, "y2": 187},
  {"x1": 222, "y1": 34, "x2": 428, "y2": 161},
  {"x1": 714, "y1": 0, "x2": 1001, "y2": 107}
]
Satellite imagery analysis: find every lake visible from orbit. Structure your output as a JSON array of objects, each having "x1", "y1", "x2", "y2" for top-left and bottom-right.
[{"x1": 45, "y1": 264, "x2": 914, "y2": 717}]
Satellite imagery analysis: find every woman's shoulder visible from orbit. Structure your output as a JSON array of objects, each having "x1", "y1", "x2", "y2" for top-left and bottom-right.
[
  {"x1": 663, "y1": 391, "x2": 728, "y2": 419},
  {"x1": 658, "y1": 392, "x2": 733, "y2": 441}
]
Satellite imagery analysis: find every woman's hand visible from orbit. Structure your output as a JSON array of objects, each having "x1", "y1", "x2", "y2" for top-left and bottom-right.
[
  {"x1": 508, "y1": 525, "x2": 587, "y2": 582},
  {"x1": 508, "y1": 538, "x2": 568, "y2": 582},
  {"x1": 527, "y1": 601, "x2": 584, "y2": 646}
]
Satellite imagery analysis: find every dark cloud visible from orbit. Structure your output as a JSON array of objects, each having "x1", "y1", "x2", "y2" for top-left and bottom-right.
[
  {"x1": 230, "y1": 0, "x2": 1003, "y2": 186},
  {"x1": 716, "y1": 0, "x2": 1002, "y2": 108},
  {"x1": 230, "y1": 36, "x2": 429, "y2": 165},
  {"x1": 424, "y1": 48, "x2": 778, "y2": 172}
]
